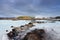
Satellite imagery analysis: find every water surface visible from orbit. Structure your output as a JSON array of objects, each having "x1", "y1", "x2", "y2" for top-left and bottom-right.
[{"x1": 0, "y1": 20, "x2": 60, "y2": 40}]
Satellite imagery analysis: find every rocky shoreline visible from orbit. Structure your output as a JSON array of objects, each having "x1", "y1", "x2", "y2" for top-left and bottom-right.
[{"x1": 6, "y1": 20, "x2": 57, "y2": 40}]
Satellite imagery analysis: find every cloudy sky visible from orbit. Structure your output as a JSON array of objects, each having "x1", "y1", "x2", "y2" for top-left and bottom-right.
[{"x1": 0, "y1": 0, "x2": 60, "y2": 17}]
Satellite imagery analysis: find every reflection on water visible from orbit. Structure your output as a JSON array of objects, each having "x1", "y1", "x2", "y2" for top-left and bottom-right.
[{"x1": 0, "y1": 20, "x2": 60, "y2": 40}]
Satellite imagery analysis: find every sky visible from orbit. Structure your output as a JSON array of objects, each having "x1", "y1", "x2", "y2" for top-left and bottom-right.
[{"x1": 0, "y1": 0, "x2": 60, "y2": 17}]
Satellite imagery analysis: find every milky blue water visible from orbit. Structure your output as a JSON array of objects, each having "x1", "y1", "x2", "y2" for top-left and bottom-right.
[
  {"x1": 0, "y1": 20, "x2": 60, "y2": 40},
  {"x1": 0, "y1": 20, "x2": 30, "y2": 40}
]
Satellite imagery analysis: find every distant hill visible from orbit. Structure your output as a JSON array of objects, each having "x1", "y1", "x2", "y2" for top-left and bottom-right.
[{"x1": 17, "y1": 16, "x2": 35, "y2": 20}]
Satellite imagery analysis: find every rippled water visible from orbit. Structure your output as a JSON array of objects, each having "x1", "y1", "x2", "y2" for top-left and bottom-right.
[{"x1": 0, "y1": 20, "x2": 60, "y2": 40}]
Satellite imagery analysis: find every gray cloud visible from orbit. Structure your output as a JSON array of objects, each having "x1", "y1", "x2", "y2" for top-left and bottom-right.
[{"x1": 0, "y1": 0, "x2": 60, "y2": 17}]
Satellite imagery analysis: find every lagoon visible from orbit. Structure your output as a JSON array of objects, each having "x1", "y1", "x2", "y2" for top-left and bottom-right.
[
  {"x1": 0, "y1": 20, "x2": 30, "y2": 40},
  {"x1": 0, "y1": 20, "x2": 60, "y2": 40}
]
